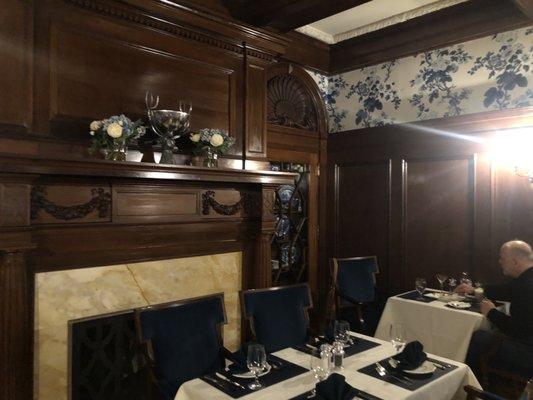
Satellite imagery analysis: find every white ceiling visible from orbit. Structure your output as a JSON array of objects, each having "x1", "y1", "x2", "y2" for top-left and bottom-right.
[{"x1": 295, "y1": 0, "x2": 469, "y2": 44}]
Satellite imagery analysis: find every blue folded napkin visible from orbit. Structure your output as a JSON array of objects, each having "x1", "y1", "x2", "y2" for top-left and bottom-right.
[
  {"x1": 392, "y1": 341, "x2": 427, "y2": 370},
  {"x1": 226, "y1": 343, "x2": 249, "y2": 374},
  {"x1": 315, "y1": 373, "x2": 357, "y2": 400}
]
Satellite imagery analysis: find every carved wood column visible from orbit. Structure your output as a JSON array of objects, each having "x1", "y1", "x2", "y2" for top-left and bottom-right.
[
  {"x1": 0, "y1": 177, "x2": 34, "y2": 400},
  {"x1": 255, "y1": 184, "x2": 277, "y2": 288}
]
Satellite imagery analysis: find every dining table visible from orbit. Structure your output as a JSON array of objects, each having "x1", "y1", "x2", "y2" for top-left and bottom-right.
[
  {"x1": 174, "y1": 332, "x2": 480, "y2": 400},
  {"x1": 375, "y1": 289, "x2": 509, "y2": 362}
]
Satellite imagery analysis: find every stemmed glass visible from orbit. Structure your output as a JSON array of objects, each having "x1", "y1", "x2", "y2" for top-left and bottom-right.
[
  {"x1": 448, "y1": 277, "x2": 457, "y2": 293},
  {"x1": 334, "y1": 320, "x2": 350, "y2": 347},
  {"x1": 415, "y1": 277, "x2": 427, "y2": 299},
  {"x1": 389, "y1": 323, "x2": 406, "y2": 353},
  {"x1": 309, "y1": 349, "x2": 329, "y2": 396},
  {"x1": 436, "y1": 274, "x2": 448, "y2": 292},
  {"x1": 246, "y1": 343, "x2": 267, "y2": 390}
]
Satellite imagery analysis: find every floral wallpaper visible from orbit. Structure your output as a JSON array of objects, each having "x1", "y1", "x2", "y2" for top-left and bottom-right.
[{"x1": 308, "y1": 26, "x2": 533, "y2": 133}]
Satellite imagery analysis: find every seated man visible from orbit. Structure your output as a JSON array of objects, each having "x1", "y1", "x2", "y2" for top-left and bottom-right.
[{"x1": 457, "y1": 240, "x2": 533, "y2": 379}]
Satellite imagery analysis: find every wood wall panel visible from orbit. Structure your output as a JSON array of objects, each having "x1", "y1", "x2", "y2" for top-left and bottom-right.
[
  {"x1": 246, "y1": 63, "x2": 267, "y2": 159},
  {"x1": 403, "y1": 157, "x2": 474, "y2": 290},
  {"x1": 0, "y1": 0, "x2": 32, "y2": 133},
  {"x1": 334, "y1": 160, "x2": 391, "y2": 288},
  {"x1": 328, "y1": 108, "x2": 533, "y2": 294}
]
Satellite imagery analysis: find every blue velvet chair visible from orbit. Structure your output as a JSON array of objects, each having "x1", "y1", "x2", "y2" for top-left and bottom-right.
[
  {"x1": 241, "y1": 283, "x2": 312, "y2": 353},
  {"x1": 134, "y1": 293, "x2": 227, "y2": 400},
  {"x1": 330, "y1": 256, "x2": 379, "y2": 334},
  {"x1": 464, "y1": 385, "x2": 508, "y2": 400}
]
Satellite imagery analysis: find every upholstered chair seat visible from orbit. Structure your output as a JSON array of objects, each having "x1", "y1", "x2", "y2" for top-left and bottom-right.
[
  {"x1": 242, "y1": 283, "x2": 312, "y2": 353},
  {"x1": 135, "y1": 294, "x2": 227, "y2": 400}
]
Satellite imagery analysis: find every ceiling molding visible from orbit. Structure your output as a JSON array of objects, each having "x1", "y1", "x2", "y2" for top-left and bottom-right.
[{"x1": 329, "y1": 0, "x2": 531, "y2": 74}]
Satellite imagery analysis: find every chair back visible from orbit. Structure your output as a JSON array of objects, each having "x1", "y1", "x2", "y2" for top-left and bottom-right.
[
  {"x1": 241, "y1": 283, "x2": 312, "y2": 352},
  {"x1": 331, "y1": 256, "x2": 378, "y2": 304},
  {"x1": 135, "y1": 293, "x2": 227, "y2": 399}
]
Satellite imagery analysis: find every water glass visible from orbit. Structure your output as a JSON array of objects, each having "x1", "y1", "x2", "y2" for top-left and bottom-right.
[
  {"x1": 333, "y1": 320, "x2": 350, "y2": 346},
  {"x1": 247, "y1": 343, "x2": 266, "y2": 390},
  {"x1": 448, "y1": 277, "x2": 457, "y2": 293},
  {"x1": 415, "y1": 277, "x2": 427, "y2": 298},
  {"x1": 436, "y1": 274, "x2": 448, "y2": 291},
  {"x1": 460, "y1": 271, "x2": 473, "y2": 286},
  {"x1": 310, "y1": 349, "x2": 329, "y2": 391},
  {"x1": 389, "y1": 323, "x2": 406, "y2": 353}
]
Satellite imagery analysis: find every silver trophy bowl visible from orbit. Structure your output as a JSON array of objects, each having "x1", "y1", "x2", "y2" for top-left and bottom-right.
[{"x1": 145, "y1": 91, "x2": 192, "y2": 164}]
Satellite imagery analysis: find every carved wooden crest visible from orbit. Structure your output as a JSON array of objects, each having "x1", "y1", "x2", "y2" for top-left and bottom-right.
[{"x1": 267, "y1": 74, "x2": 318, "y2": 131}]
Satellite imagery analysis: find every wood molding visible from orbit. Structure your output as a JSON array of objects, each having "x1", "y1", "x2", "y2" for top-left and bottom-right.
[
  {"x1": 63, "y1": 0, "x2": 279, "y2": 62},
  {"x1": 330, "y1": 0, "x2": 531, "y2": 74}
]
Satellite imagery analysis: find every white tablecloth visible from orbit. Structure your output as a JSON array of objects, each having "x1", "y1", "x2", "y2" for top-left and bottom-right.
[
  {"x1": 375, "y1": 291, "x2": 508, "y2": 362},
  {"x1": 175, "y1": 333, "x2": 480, "y2": 400}
]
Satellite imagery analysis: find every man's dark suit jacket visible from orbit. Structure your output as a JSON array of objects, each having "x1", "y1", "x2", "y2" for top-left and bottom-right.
[{"x1": 485, "y1": 267, "x2": 533, "y2": 344}]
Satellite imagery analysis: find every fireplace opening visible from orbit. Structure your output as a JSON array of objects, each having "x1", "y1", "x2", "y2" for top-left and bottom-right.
[{"x1": 69, "y1": 310, "x2": 148, "y2": 400}]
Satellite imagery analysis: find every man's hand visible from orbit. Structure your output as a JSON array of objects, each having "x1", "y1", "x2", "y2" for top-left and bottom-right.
[
  {"x1": 480, "y1": 299, "x2": 496, "y2": 316},
  {"x1": 455, "y1": 283, "x2": 474, "y2": 295}
]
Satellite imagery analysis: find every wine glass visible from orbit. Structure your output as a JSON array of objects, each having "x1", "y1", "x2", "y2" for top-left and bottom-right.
[
  {"x1": 460, "y1": 271, "x2": 473, "y2": 286},
  {"x1": 415, "y1": 277, "x2": 427, "y2": 299},
  {"x1": 436, "y1": 274, "x2": 448, "y2": 292},
  {"x1": 333, "y1": 320, "x2": 350, "y2": 347},
  {"x1": 389, "y1": 323, "x2": 406, "y2": 353},
  {"x1": 246, "y1": 343, "x2": 267, "y2": 390},
  {"x1": 448, "y1": 277, "x2": 457, "y2": 293},
  {"x1": 309, "y1": 349, "x2": 329, "y2": 396}
]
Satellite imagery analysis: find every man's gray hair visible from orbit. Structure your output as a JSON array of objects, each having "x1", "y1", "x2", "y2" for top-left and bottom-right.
[{"x1": 502, "y1": 240, "x2": 533, "y2": 260}]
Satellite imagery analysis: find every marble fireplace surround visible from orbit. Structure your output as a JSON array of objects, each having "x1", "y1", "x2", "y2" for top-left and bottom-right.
[{"x1": 34, "y1": 252, "x2": 243, "y2": 400}]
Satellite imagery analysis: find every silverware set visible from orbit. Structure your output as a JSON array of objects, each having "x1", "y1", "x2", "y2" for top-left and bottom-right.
[
  {"x1": 204, "y1": 372, "x2": 246, "y2": 391},
  {"x1": 374, "y1": 362, "x2": 413, "y2": 385}
]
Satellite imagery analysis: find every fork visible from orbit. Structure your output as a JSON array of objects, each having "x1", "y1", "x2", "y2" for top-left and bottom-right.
[{"x1": 375, "y1": 363, "x2": 411, "y2": 385}]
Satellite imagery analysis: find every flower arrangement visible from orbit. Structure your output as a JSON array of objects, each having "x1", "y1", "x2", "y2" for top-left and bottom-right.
[
  {"x1": 89, "y1": 115, "x2": 146, "y2": 161},
  {"x1": 189, "y1": 128, "x2": 235, "y2": 168},
  {"x1": 190, "y1": 128, "x2": 235, "y2": 154}
]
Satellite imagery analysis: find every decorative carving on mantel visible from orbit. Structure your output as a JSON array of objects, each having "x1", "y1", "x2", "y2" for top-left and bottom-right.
[
  {"x1": 201, "y1": 190, "x2": 257, "y2": 216},
  {"x1": 63, "y1": 0, "x2": 276, "y2": 62},
  {"x1": 30, "y1": 186, "x2": 112, "y2": 221},
  {"x1": 267, "y1": 74, "x2": 318, "y2": 131}
]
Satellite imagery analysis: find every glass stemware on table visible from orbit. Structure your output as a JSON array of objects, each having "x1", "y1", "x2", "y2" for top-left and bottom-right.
[
  {"x1": 334, "y1": 320, "x2": 350, "y2": 346},
  {"x1": 389, "y1": 323, "x2": 406, "y2": 353},
  {"x1": 247, "y1": 343, "x2": 267, "y2": 390},
  {"x1": 415, "y1": 277, "x2": 427, "y2": 299},
  {"x1": 436, "y1": 274, "x2": 448, "y2": 291},
  {"x1": 447, "y1": 277, "x2": 457, "y2": 293},
  {"x1": 309, "y1": 348, "x2": 330, "y2": 397}
]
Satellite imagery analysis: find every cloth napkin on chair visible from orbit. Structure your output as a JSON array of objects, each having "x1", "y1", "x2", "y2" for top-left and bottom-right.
[
  {"x1": 226, "y1": 343, "x2": 250, "y2": 374},
  {"x1": 392, "y1": 341, "x2": 427, "y2": 370},
  {"x1": 315, "y1": 373, "x2": 357, "y2": 400}
]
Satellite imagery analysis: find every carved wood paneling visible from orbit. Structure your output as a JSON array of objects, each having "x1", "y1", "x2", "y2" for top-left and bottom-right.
[
  {"x1": 30, "y1": 185, "x2": 112, "y2": 223},
  {"x1": 201, "y1": 190, "x2": 259, "y2": 216},
  {"x1": 267, "y1": 74, "x2": 317, "y2": 131}
]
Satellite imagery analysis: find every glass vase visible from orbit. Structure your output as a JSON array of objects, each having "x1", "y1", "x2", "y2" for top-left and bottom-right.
[
  {"x1": 202, "y1": 146, "x2": 218, "y2": 168},
  {"x1": 106, "y1": 141, "x2": 127, "y2": 162}
]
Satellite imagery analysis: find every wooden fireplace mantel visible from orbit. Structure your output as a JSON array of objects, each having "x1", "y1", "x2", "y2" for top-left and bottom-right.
[{"x1": 0, "y1": 153, "x2": 296, "y2": 400}]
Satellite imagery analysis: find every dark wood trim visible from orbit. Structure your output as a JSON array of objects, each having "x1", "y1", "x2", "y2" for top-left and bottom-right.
[
  {"x1": 0, "y1": 154, "x2": 297, "y2": 185},
  {"x1": 329, "y1": 0, "x2": 531, "y2": 74},
  {"x1": 512, "y1": 0, "x2": 533, "y2": 18}
]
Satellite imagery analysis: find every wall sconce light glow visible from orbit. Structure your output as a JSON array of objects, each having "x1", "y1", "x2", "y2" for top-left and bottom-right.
[{"x1": 489, "y1": 128, "x2": 533, "y2": 182}]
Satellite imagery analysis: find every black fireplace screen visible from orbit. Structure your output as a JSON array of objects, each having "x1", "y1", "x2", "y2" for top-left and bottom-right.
[{"x1": 69, "y1": 310, "x2": 148, "y2": 400}]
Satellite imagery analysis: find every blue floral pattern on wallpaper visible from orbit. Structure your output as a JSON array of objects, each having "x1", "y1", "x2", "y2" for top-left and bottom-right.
[
  {"x1": 307, "y1": 26, "x2": 533, "y2": 133},
  {"x1": 346, "y1": 61, "x2": 401, "y2": 127}
]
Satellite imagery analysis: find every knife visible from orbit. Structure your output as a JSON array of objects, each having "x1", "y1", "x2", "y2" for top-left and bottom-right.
[
  {"x1": 203, "y1": 375, "x2": 229, "y2": 391},
  {"x1": 215, "y1": 372, "x2": 246, "y2": 389}
]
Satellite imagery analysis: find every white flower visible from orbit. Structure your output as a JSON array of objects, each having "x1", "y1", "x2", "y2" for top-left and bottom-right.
[
  {"x1": 209, "y1": 133, "x2": 224, "y2": 147},
  {"x1": 90, "y1": 121, "x2": 101, "y2": 131},
  {"x1": 90, "y1": 131, "x2": 95, "y2": 136},
  {"x1": 107, "y1": 122, "x2": 123, "y2": 138},
  {"x1": 190, "y1": 133, "x2": 201, "y2": 142}
]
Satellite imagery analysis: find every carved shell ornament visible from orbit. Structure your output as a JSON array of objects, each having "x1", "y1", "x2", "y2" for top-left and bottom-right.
[{"x1": 267, "y1": 75, "x2": 317, "y2": 131}]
